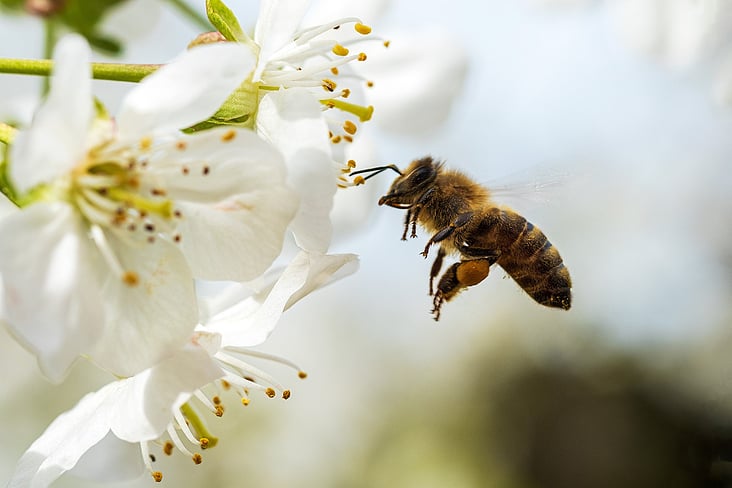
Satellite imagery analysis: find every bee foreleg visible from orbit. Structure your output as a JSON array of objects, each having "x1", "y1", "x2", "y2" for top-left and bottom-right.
[
  {"x1": 421, "y1": 212, "x2": 473, "y2": 258},
  {"x1": 401, "y1": 208, "x2": 412, "y2": 241},
  {"x1": 432, "y1": 257, "x2": 492, "y2": 321},
  {"x1": 429, "y1": 247, "x2": 447, "y2": 296}
]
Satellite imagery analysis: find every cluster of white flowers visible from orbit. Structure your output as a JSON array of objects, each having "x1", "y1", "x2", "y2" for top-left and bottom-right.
[{"x1": 0, "y1": 0, "x2": 467, "y2": 485}]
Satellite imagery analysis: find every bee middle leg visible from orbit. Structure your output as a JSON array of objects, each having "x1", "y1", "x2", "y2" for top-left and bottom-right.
[
  {"x1": 421, "y1": 211, "x2": 473, "y2": 258},
  {"x1": 432, "y1": 257, "x2": 492, "y2": 321},
  {"x1": 429, "y1": 247, "x2": 447, "y2": 296}
]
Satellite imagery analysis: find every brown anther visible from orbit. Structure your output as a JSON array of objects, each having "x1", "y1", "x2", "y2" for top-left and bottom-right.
[
  {"x1": 173, "y1": 234, "x2": 182, "y2": 243},
  {"x1": 331, "y1": 67, "x2": 339, "y2": 75},
  {"x1": 175, "y1": 140, "x2": 187, "y2": 151},
  {"x1": 353, "y1": 175, "x2": 365, "y2": 186},
  {"x1": 358, "y1": 52, "x2": 367, "y2": 61},
  {"x1": 331, "y1": 135, "x2": 342, "y2": 144},
  {"x1": 322, "y1": 79, "x2": 337, "y2": 92},
  {"x1": 213, "y1": 396, "x2": 222, "y2": 405},
  {"x1": 174, "y1": 210, "x2": 183, "y2": 218},
  {"x1": 127, "y1": 223, "x2": 137, "y2": 232},
  {"x1": 367, "y1": 80, "x2": 374, "y2": 88},
  {"x1": 147, "y1": 236, "x2": 155, "y2": 244},
  {"x1": 151, "y1": 471, "x2": 163, "y2": 482},
  {"x1": 163, "y1": 441, "x2": 174, "y2": 456},
  {"x1": 214, "y1": 405, "x2": 224, "y2": 417},
  {"x1": 324, "y1": 101, "x2": 336, "y2": 109},
  {"x1": 341, "y1": 88, "x2": 351, "y2": 98},
  {"x1": 200, "y1": 438, "x2": 210, "y2": 449},
  {"x1": 192, "y1": 453, "x2": 203, "y2": 465},
  {"x1": 355, "y1": 23, "x2": 372, "y2": 35},
  {"x1": 150, "y1": 188, "x2": 167, "y2": 196},
  {"x1": 149, "y1": 454, "x2": 157, "y2": 463},
  {"x1": 221, "y1": 380, "x2": 231, "y2": 390},
  {"x1": 265, "y1": 388, "x2": 276, "y2": 398},
  {"x1": 122, "y1": 271, "x2": 139, "y2": 286},
  {"x1": 333, "y1": 24, "x2": 341, "y2": 30},
  {"x1": 144, "y1": 223, "x2": 155, "y2": 232},
  {"x1": 182, "y1": 166, "x2": 190, "y2": 175},
  {"x1": 298, "y1": 371, "x2": 308, "y2": 379},
  {"x1": 343, "y1": 120, "x2": 357, "y2": 135},
  {"x1": 282, "y1": 390, "x2": 291, "y2": 400},
  {"x1": 202, "y1": 165, "x2": 210, "y2": 175},
  {"x1": 221, "y1": 129, "x2": 236, "y2": 142},
  {"x1": 344, "y1": 135, "x2": 353, "y2": 143},
  {"x1": 347, "y1": 160, "x2": 357, "y2": 169}
]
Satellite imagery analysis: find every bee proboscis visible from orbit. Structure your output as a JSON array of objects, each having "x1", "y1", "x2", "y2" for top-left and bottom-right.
[{"x1": 351, "y1": 156, "x2": 572, "y2": 320}]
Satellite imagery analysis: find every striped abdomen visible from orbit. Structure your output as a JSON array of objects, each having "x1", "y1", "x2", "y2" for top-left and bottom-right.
[{"x1": 470, "y1": 207, "x2": 572, "y2": 309}]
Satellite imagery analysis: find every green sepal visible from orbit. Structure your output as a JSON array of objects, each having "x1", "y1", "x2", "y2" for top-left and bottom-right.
[
  {"x1": 185, "y1": 79, "x2": 260, "y2": 132},
  {"x1": 206, "y1": 0, "x2": 245, "y2": 42}
]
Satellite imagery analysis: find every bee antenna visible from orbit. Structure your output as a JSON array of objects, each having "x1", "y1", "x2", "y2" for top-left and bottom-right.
[{"x1": 349, "y1": 164, "x2": 403, "y2": 181}]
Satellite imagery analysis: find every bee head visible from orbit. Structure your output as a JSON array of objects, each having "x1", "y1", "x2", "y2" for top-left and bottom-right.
[{"x1": 378, "y1": 156, "x2": 441, "y2": 208}]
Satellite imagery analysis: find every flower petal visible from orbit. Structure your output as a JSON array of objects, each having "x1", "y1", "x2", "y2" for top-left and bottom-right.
[
  {"x1": 0, "y1": 202, "x2": 104, "y2": 383},
  {"x1": 149, "y1": 128, "x2": 298, "y2": 281},
  {"x1": 208, "y1": 251, "x2": 358, "y2": 347},
  {"x1": 253, "y1": 0, "x2": 310, "y2": 80},
  {"x1": 257, "y1": 89, "x2": 336, "y2": 252},
  {"x1": 109, "y1": 343, "x2": 223, "y2": 441},
  {"x1": 116, "y1": 42, "x2": 256, "y2": 141},
  {"x1": 10, "y1": 34, "x2": 92, "y2": 194},
  {"x1": 7, "y1": 383, "x2": 118, "y2": 488},
  {"x1": 91, "y1": 234, "x2": 197, "y2": 377}
]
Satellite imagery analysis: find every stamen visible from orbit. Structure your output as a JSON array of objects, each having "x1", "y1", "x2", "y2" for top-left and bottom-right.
[
  {"x1": 322, "y1": 79, "x2": 337, "y2": 92},
  {"x1": 343, "y1": 120, "x2": 357, "y2": 135},
  {"x1": 215, "y1": 351, "x2": 290, "y2": 393},
  {"x1": 166, "y1": 424, "x2": 195, "y2": 458},
  {"x1": 355, "y1": 23, "x2": 372, "y2": 35},
  {"x1": 173, "y1": 409, "x2": 200, "y2": 446},
  {"x1": 358, "y1": 53, "x2": 367, "y2": 61},
  {"x1": 293, "y1": 17, "x2": 361, "y2": 44},
  {"x1": 332, "y1": 44, "x2": 349, "y2": 56}
]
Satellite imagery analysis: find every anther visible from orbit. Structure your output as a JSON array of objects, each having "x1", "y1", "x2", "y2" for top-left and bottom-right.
[
  {"x1": 151, "y1": 188, "x2": 167, "y2": 196},
  {"x1": 149, "y1": 454, "x2": 156, "y2": 463},
  {"x1": 283, "y1": 390, "x2": 291, "y2": 399},
  {"x1": 213, "y1": 396, "x2": 221, "y2": 405},
  {"x1": 144, "y1": 223, "x2": 155, "y2": 232},
  {"x1": 353, "y1": 175, "x2": 365, "y2": 186},
  {"x1": 163, "y1": 442, "x2": 174, "y2": 456},
  {"x1": 265, "y1": 388, "x2": 276, "y2": 398},
  {"x1": 140, "y1": 137, "x2": 153, "y2": 150},
  {"x1": 176, "y1": 140, "x2": 187, "y2": 150},
  {"x1": 122, "y1": 271, "x2": 139, "y2": 286},
  {"x1": 367, "y1": 80, "x2": 374, "y2": 87},
  {"x1": 241, "y1": 398, "x2": 250, "y2": 406},
  {"x1": 358, "y1": 52, "x2": 367, "y2": 61},
  {"x1": 343, "y1": 120, "x2": 357, "y2": 135},
  {"x1": 221, "y1": 380, "x2": 231, "y2": 390},
  {"x1": 347, "y1": 160, "x2": 357, "y2": 169},
  {"x1": 151, "y1": 471, "x2": 163, "y2": 482},
  {"x1": 331, "y1": 67, "x2": 339, "y2": 75},
  {"x1": 202, "y1": 165, "x2": 210, "y2": 175},
  {"x1": 332, "y1": 44, "x2": 349, "y2": 56},
  {"x1": 341, "y1": 88, "x2": 351, "y2": 98},
  {"x1": 344, "y1": 135, "x2": 353, "y2": 143},
  {"x1": 192, "y1": 454, "x2": 203, "y2": 465},
  {"x1": 221, "y1": 130, "x2": 236, "y2": 142},
  {"x1": 182, "y1": 166, "x2": 190, "y2": 175},
  {"x1": 383, "y1": 40, "x2": 391, "y2": 48},
  {"x1": 173, "y1": 234, "x2": 182, "y2": 243},
  {"x1": 355, "y1": 23, "x2": 372, "y2": 35},
  {"x1": 331, "y1": 135, "x2": 342, "y2": 144},
  {"x1": 214, "y1": 405, "x2": 224, "y2": 417},
  {"x1": 322, "y1": 79, "x2": 337, "y2": 92},
  {"x1": 200, "y1": 438, "x2": 210, "y2": 449}
]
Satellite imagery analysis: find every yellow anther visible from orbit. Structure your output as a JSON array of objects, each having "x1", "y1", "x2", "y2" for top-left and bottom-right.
[
  {"x1": 151, "y1": 471, "x2": 163, "y2": 482},
  {"x1": 347, "y1": 160, "x2": 356, "y2": 169},
  {"x1": 122, "y1": 271, "x2": 139, "y2": 287},
  {"x1": 241, "y1": 398, "x2": 250, "y2": 406},
  {"x1": 354, "y1": 175, "x2": 365, "y2": 186},
  {"x1": 139, "y1": 137, "x2": 152, "y2": 150},
  {"x1": 212, "y1": 396, "x2": 221, "y2": 405},
  {"x1": 366, "y1": 80, "x2": 374, "y2": 88},
  {"x1": 331, "y1": 135, "x2": 342, "y2": 144},
  {"x1": 200, "y1": 438, "x2": 210, "y2": 449},
  {"x1": 341, "y1": 88, "x2": 351, "y2": 98},
  {"x1": 383, "y1": 40, "x2": 391, "y2": 48},
  {"x1": 265, "y1": 388, "x2": 276, "y2": 398},
  {"x1": 332, "y1": 44, "x2": 349, "y2": 56},
  {"x1": 322, "y1": 79, "x2": 337, "y2": 92},
  {"x1": 221, "y1": 380, "x2": 231, "y2": 390},
  {"x1": 344, "y1": 135, "x2": 353, "y2": 143},
  {"x1": 343, "y1": 120, "x2": 357, "y2": 135},
  {"x1": 331, "y1": 67, "x2": 339, "y2": 76},
  {"x1": 192, "y1": 453, "x2": 203, "y2": 465},
  {"x1": 355, "y1": 23, "x2": 372, "y2": 35},
  {"x1": 221, "y1": 129, "x2": 236, "y2": 142},
  {"x1": 358, "y1": 52, "x2": 367, "y2": 61},
  {"x1": 214, "y1": 405, "x2": 224, "y2": 417}
]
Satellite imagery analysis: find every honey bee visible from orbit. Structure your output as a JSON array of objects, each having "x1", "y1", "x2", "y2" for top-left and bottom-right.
[{"x1": 350, "y1": 156, "x2": 572, "y2": 320}]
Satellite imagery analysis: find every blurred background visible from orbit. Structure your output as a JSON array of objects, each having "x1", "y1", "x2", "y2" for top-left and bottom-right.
[{"x1": 2, "y1": 0, "x2": 732, "y2": 486}]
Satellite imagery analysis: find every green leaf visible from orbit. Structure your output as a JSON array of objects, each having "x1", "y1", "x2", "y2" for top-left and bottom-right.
[{"x1": 206, "y1": 0, "x2": 245, "y2": 42}]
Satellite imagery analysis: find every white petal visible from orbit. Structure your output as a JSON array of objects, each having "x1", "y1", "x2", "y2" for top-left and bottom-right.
[
  {"x1": 7, "y1": 383, "x2": 118, "y2": 488},
  {"x1": 364, "y1": 30, "x2": 468, "y2": 134},
  {"x1": 257, "y1": 89, "x2": 336, "y2": 252},
  {"x1": 109, "y1": 343, "x2": 223, "y2": 441},
  {"x1": 305, "y1": 0, "x2": 388, "y2": 24},
  {"x1": 10, "y1": 34, "x2": 92, "y2": 193},
  {"x1": 150, "y1": 129, "x2": 298, "y2": 281},
  {"x1": 69, "y1": 432, "x2": 143, "y2": 483},
  {"x1": 209, "y1": 251, "x2": 358, "y2": 347},
  {"x1": 116, "y1": 42, "x2": 256, "y2": 141},
  {"x1": 91, "y1": 235, "x2": 197, "y2": 377},
  {"x1": 253, "y1": 0, "x2": 310, "y2": 80},
  {"x1": 0, "y1": 202, "x2": 104, "y2": 383}
]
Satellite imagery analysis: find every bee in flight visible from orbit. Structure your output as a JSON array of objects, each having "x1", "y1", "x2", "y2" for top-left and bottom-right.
[{"x1": 350, "y1": 156, "x2": 572, "y2": 320}]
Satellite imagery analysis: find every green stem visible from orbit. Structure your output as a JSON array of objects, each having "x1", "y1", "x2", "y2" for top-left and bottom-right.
[
  {"x1": 42, "y1": 19, "x2": 57, "y2": 95},
  {"x1": 0, "y1": 58, "x2": 160, "y2": 83},
  {"x1": 165, "y1": 0, "x2": 211, "y2": 31}
]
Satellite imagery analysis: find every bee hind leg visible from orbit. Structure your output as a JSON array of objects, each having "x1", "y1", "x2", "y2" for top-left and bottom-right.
[{"x1": 431, "y1": 258, "x2": 492, "y2": 321}]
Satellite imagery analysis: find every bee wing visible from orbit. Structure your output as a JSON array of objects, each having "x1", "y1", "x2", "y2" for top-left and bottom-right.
[{"x1": 484, "y1": 167, "x2": 578, "y2": 210}]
